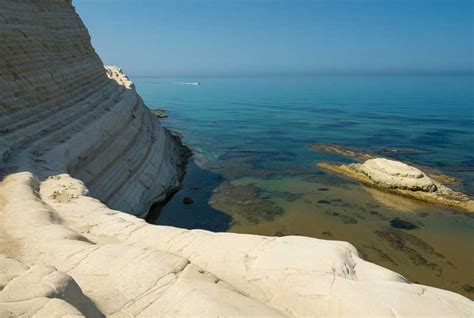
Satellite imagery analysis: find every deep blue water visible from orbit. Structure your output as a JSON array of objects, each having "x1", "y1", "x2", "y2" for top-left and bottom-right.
[
  {"x1": 133, "y1": 75, "x2": 474, "y2": 297},
  {"x1": 135, "y1": 75, "x2": 474, "y2": 193}
]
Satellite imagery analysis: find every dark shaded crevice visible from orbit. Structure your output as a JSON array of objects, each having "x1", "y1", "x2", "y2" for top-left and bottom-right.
[
  {"x1": 146, "y1": 158, "x2": 231, "y2": 232},
  {"x1": 145, "y1": 129, "x2": 192, "y2": 223}
]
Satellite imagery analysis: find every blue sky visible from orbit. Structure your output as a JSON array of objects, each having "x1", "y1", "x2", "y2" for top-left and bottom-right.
[{"x1": 74, "y1": 0, "x2": 473, "y2": 76}]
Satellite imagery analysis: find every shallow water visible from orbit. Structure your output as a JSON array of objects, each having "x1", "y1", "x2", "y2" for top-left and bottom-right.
[{"x1": 135, "y1": 75, "x2": 474, "y2": 298}]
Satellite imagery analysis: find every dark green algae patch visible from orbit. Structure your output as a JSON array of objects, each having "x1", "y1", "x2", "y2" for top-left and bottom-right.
[
  {"x1": 390, "y1": 218, "x2": 419, "y2": 230},
  {"x1": 211, "y1": 183, "x2": 284, "y2": 225}
]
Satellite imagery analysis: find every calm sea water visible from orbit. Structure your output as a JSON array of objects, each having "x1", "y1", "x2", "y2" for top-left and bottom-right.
[{"x1": 134, "y1": 75, "x2": 474, "y2": 298}]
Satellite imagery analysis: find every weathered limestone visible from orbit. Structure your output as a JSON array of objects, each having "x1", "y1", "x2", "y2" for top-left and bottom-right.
[
  {"x1": 0, "y1": 255, "x2": 101, "y2": 317},
  {"x1": 318, "y1": 158, "x2": 474, "y2": 211},
  {"x1": 0, "y1": 0, "x2": 189, "y2": 217},
  {"x1": 0, "y1": 0, "x2": 473, "y2": 317},
  {"x1": 360, "y1": 158, "x2": 438, "y2": 192},
  {"x1": 309, "y1": 143, "x2": 459, "y2": 185},
  {"x1": 1, "y1": 172, "x2": 473, "y2": 317}
]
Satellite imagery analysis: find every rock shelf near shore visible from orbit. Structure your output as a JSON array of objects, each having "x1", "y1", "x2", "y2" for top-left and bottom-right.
[
  {"x1": 318, "y1": 158, "x2": 474, "y2": 212},
  {"x1": 0, "y1": 1, "x2": 472, "y2": 317},
  {"x1": 310, "y1": 143, "x2": 459, "y2": 185}
]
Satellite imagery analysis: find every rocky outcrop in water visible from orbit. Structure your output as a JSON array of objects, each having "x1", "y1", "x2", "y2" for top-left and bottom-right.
[
  {"x1": 319, "y1": 158, "x2": 474, "y2": 211},
  {"x1": 310, "y1": 143, "x2": 459, "y2": 185},
  {"x1": 0, "y1": 1, "x2": 472, "y2": 316}
]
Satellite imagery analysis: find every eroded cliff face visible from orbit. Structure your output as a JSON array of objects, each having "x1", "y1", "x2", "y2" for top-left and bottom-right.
[
  {"x1": 0, "y1": 0, "x2": 188, "y2": 217},
  {"x1": 0, "y1": 1, "x2": 472, "y2": 317}
]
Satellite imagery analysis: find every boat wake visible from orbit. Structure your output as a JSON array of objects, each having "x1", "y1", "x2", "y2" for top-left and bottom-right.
[{"x1": 178, "y1": 82, "x2": 200, "y2": 86}]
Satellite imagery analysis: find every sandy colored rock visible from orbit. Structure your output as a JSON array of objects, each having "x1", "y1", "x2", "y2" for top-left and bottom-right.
[
  {"x1": 359, "y1": 158, "x2": 438, "y2": 192},
  {"x1": 0, "y1": 0, "x2": 472, "y2": 317},
  {"x1": 0, "y1": 256, "x2": 28, "y2": 290},
  {"x1": 0, "y1": 257, "x2": 101, "y2": 318},
  {"x1": 318, "y1": 158, "x2": 474, "y2": 212},
  {"x1": 310, "y1": 143, "x2": 459, "y2": 185},
  {"x1": 0, "y1": 172, "x2": 471, "y2": 317}
]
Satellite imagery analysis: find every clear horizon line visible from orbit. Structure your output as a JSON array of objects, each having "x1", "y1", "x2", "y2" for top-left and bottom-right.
[{"x1": 127, "y1": 70, "x2": 474, "y2": 78}]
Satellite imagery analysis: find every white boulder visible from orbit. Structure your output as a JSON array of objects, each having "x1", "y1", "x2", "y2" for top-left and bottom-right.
[{"x1": 359, "y1": 158, "x2": 438, "y2": 192}]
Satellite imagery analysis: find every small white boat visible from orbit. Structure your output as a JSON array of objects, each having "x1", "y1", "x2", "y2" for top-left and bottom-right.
[{"x1": 178, "y1": 82, "x2": 200, "y2": 86}]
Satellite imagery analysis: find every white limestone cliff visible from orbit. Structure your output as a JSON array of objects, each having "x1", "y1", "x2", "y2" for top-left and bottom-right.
[
  {"x1": 0, "y1": 1, "x2": 472, "y2": 317},
  {"x1": 0, "y1": 0, "x2": 188, "y2": 217}
]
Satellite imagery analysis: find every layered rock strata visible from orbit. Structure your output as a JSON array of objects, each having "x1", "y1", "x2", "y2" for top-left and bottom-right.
[
  {"x1": 0, "y1": 1, "x2": 188, "y2": 217},
  {"x1": 0, "y1": 0, "x2": 473, "y2": 317}
]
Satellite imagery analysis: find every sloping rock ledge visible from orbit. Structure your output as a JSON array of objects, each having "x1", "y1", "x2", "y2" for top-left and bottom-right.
[{"x1": 1, "y1": 172, "x2": 473, "y2": 317}]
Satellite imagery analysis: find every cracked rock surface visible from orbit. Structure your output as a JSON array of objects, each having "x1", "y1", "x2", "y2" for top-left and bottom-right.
[
  {"x1": 1, "y1": 173, "x2": 472, "y2": 316},
  {"x1": 0, "y1": 0, "x2": 473, "y2": 317}
]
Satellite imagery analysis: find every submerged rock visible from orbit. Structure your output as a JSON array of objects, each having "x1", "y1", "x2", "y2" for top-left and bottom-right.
[
  {"x1": 374, "y1": 228, "x2": 444, "y2": 272},
  {"x1": 151, "y1": 108, "x2": 168, "y2": 119},
  {"x1": 463, "y1": 284, "x2": 474, "y2": 294},
  {"x1": 210, "y1": 183, "x2": 284, "y2": 223},
  {"x1": 378, "y1": 146, "x2": 433, "y2": 156},
  {"x1": 1, "y1": 0, "x2": 473, "y2": 316},
  {"x1": 390, "y1": 218, "x2": 419, "y2": 230},
  {"x1": 183, "y1": 196, "x2": 194, "y2": 205},
  {"x1": 360, "y1": 245, "x2": 398, "y2": 267},
  {"x1": 309, "y1": 143, "x2": 374, "y2": 161},
  {"x1": 320, "y1": 231, "x2": 335, "y2": 239}
]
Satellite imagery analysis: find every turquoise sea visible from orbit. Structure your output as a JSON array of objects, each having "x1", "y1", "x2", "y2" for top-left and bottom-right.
[{"x1": 134, "y1": 75, "x2": 474, "y2": 298}]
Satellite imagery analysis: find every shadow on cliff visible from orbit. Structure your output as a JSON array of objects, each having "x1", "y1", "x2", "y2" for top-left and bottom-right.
[{"x1": 146, "y1": 159, "x2": 231, "y2": 232}]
